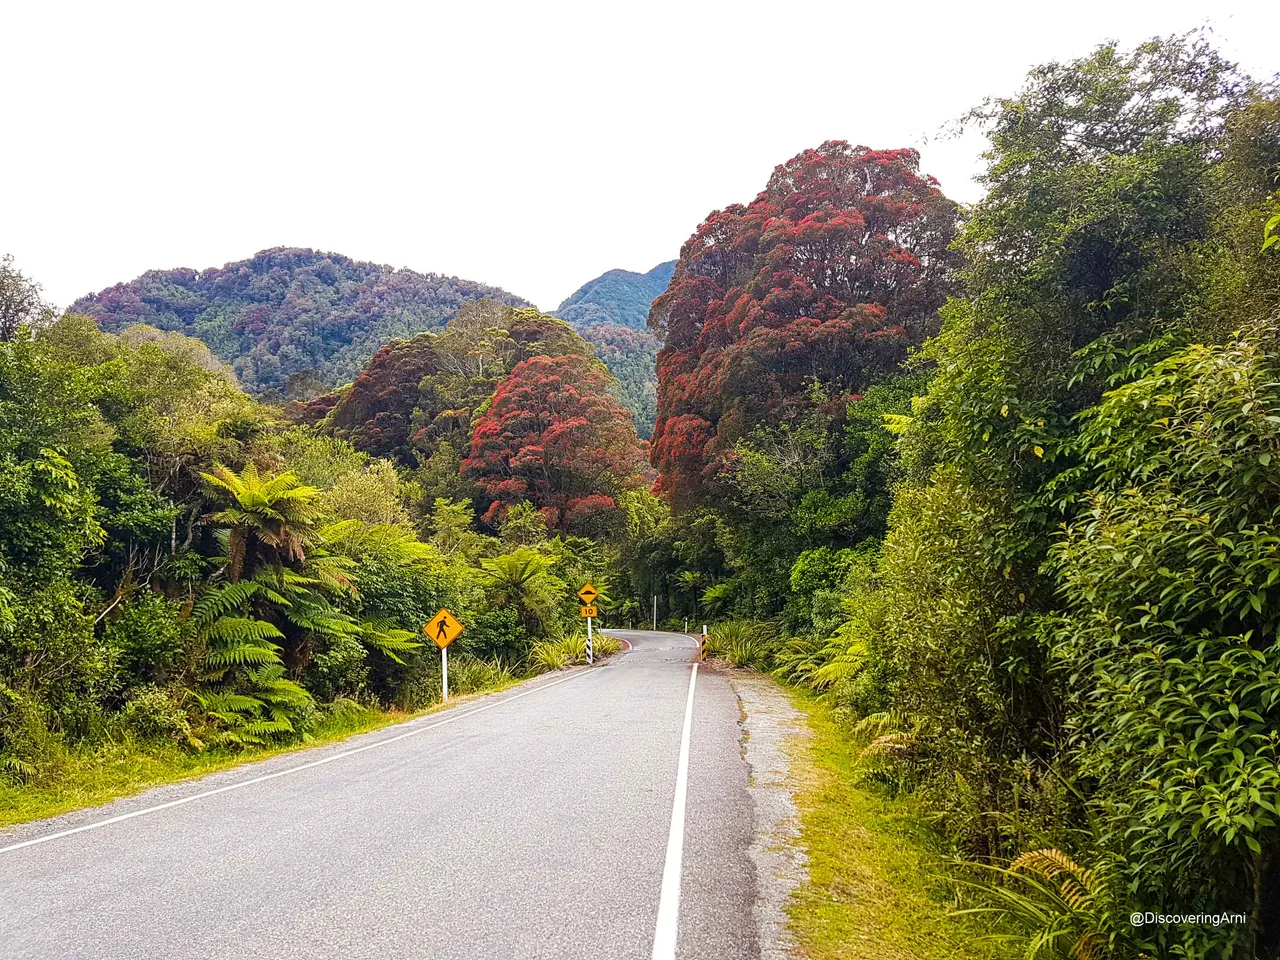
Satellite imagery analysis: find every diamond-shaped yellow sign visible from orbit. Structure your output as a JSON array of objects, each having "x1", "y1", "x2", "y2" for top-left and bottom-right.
[
  {"x1": 577, "y1": 583, "x2": 599, "y2": 605},
  {"x1": 425, "y1": 608, "x2": 464, "y2": 649}
]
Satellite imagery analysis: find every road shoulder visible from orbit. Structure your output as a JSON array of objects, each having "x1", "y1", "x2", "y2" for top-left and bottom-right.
[
  {"x1": 774, "y1": 687, "x2": 1002, "y2": 960},
  {"x1": 725, "y1": 669, "x2": 810, "y2": 960}
]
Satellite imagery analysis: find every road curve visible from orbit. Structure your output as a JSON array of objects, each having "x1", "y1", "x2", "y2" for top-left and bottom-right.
[{"x1": 0, "y1": 630, "x2": 759, "y2": 960}]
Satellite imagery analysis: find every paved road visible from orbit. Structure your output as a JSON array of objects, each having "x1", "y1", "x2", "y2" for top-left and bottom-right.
[{"x1": 0, "y1": 631, "x2": 759, "y2": 960}]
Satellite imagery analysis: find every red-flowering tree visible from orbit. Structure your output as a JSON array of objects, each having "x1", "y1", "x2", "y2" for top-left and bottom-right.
[
  {"x1": 649, "y1": 141, "x2": 959, "y2": 507},
  {"x1": 462, "y1": 355, "x2": 647, "y2": 531}
]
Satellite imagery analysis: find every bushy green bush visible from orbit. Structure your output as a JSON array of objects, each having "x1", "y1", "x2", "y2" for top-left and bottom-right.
[
  {"x1": 706, "y1": 621, "x2": 778, "y2": 670},
  {"x1": 1051, "y1": 338, "x2": 1280, "y2": 942},
  {"x1": 446, "y1": 656, "x2": 513, "y2": 694},
  {"x1": 307, "y1": 633, "x2": 371, "y2": 703},
  {"x1": 116, "y1": 686, "x2": 193, "y2": 745},
  {"x1": 101, "y1": 592, "x2": 188, "y2": 697},
  {"x1": 528, "y1": 632, "x2": 621, "y2": 672}
]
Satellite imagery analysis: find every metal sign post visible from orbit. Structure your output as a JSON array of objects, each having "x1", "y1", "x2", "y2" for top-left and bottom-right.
[
  {"x1": 426, "y1": 608, "x2": 464, "y2": 701},
  {"x1": 578, "y1": 584, "x2": 599, "y2": 665}
]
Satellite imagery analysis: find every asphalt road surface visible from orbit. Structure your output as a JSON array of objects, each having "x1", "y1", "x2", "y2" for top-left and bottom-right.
[{"x1": 0, "y1": 630, "x2": 761, "y2": 960}]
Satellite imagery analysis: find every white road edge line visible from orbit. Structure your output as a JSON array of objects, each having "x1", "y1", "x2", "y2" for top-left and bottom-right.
[
  {"x1": 0, "y1": 668, "x2": 594, "y2": 856},
  {"x1": 651, "y1": 661, "x2": 698, "y2": 960}
]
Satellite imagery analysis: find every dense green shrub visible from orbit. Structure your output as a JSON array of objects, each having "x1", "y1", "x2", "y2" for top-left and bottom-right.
[
  {"x1": 1051, "y1": 338, "x2": 1280, "y2": 948},
  {"x1": 706, "y1": 621, "x2": 778, "y2": 670}
]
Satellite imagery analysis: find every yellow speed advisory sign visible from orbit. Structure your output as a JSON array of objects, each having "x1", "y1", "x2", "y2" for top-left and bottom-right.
[
  {"x1": 579, "y1": 605, "x2": 598, "y2": 618},
  {"x1": 577, "y1": 583, "x2": 599, "y2": 605},
  {"x1": 425, "y1": 608, "x2": 464, "y2": 649}
]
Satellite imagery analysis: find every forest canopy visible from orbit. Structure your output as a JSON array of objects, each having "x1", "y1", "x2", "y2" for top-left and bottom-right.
[
  {"x1": 70, "y1": 247, "x2": 528, "y2": 398},
  {"x1": 641, "y1": 35, "x2": 1280, "y2": 958}
]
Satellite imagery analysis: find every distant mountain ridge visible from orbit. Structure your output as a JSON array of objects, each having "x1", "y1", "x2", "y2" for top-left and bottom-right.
[
  {"x1": 554, "y1": 260, "x2": 675, "y2": 331},
  {"x1": 71, "y1": 247, "x2": 528, "y2": 396},
  {"x1": 552, "y1": 260, "x2": 674, "y2": 439}
]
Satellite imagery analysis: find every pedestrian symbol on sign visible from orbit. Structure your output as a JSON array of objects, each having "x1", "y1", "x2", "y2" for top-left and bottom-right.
[
  {"x1": 426, "y1": 608, "x2": 463, "y2": 650},
  {"x1": 425, "y1": 608, "x2": 464, "y2": 701}
]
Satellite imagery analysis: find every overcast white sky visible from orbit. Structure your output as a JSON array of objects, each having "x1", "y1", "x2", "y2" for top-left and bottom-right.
[{"x1": 2, "y1": 1, "x2": 1276, "y2": 312}]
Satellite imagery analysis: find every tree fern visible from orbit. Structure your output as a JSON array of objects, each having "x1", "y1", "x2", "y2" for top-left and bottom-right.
[
  {"x1": 951, "y1": 847, "x2": 1147, "y2": 959},
  {"x1": 359, "y1": 621, "x2": 422, "y2": 664}
]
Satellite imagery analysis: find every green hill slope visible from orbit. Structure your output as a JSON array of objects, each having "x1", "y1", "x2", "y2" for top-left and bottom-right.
[
  {"x1": 70, "y1": 247, "x2": 528, "y2": 396},
  {"x1": 554, "y1": 260, "x2": 673, "y2": 438}
]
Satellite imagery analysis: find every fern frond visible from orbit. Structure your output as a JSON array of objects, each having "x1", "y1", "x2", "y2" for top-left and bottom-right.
[
  {"x1": 208, "y1": 617, "x2": 284, "y2": 643},
  {"x1": 190, "y1": 581, "x2": 260, "y2": 627},
  {"x1": 205, "y1": 644, "x2": 284, "y2": 668},
  {"x1": 191, "y1": 689, "x2": 262, "y2": 713},
  {"x1": 360, "y1": 624, "x2": 423, "y2": 664}
]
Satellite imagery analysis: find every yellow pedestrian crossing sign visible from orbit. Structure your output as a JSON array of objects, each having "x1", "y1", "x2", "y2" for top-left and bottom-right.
[
  {"x1": 425, "y1": 608, "x2": 464, "y2": 649},
  {"x1": 577, "y1": 583, "x2": 599, "y2": 605}
]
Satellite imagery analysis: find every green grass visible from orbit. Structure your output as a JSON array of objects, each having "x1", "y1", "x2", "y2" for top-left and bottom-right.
[
  {"x1": 0, "y1": 678, "x2": 526, "y2": 831},
  {"x1": 784, "y1": 688, "x2": 1007, "y2": 960}
]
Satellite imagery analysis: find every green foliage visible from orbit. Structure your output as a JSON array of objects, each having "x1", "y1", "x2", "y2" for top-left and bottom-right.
[
  {"x1": 953, "y1": 847, "x2": 1143, "y2": 960},
  {"x1": 705, "y1": 621, "x2": 777, "y2": 670},
  {"x1": 500, "y1": 501, "x2": 550, "y2": 547},
  {"x1": 477, "y1": 548, "x2": 566, "y2": 638},
  {"x1": 0, "y1": 254, "x2": 55, "y2": 342},
  {"x1": 579, "y1": 321, "x2": 662, "y2": 438},
  {"x1": 70, "y1": 247, "x2": 528, "y2": 395},
  {"x1": 1049, "y1": 338, "x2": 1280, "y2": 942},
  {"x1": 445, "y1": 655, "x2": 514, "y2": 695},
  {"x1": 201, "y1": 462, "x2": 325, "y2": 580},
  {"x1": 653, "y1": 37, "x2": 1280, "y2": 959},
  {"x1": 1, "y1": 270, "x2": 654, "y2": 810},
  {"x1": 529, "y1": 632, "x2": 621, "y2": 671}
]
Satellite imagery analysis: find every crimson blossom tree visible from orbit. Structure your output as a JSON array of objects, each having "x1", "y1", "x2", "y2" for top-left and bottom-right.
[
  {"x1": 461, "y1": 354, "x2": 647, "y2": 531},
  {"x1": 648, "y1": 140, "x2": 960, "y2": 507}
]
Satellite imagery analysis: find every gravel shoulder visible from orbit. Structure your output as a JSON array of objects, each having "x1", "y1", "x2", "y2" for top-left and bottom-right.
[{"x1": 720, "y1": 667, "x2": 811, "y2": 960}]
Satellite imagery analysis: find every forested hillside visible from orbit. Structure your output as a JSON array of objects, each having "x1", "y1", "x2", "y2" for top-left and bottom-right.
[
  {"x1": 555, "y1": 261, "x2": 675, "y2": 330},
  {"x1": 70, "y1": 247, "x2": 528, "y2": 397},
  {"x1": 293, "y1": 300, "x2": 650, "y2": 534},
  {"x1": 646, "y1": 36, "x2": 1280, "y2": 958},
  {"x1": 555, "y1": 262, "x2": 674, "y2": 437},
  {"x1": 0, "y1": 263, "x2": 659, "y2": 812}
]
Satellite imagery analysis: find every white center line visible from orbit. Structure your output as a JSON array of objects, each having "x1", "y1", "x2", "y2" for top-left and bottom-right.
[
  {"x1": 0, "y1": 668, "x2": 593, "y2": 856},
  {"x1": 651, "y1": 661, "x2": 698, "y2": 960}
]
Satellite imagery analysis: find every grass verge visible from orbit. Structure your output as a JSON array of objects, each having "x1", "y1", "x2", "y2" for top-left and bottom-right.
[
  {"x1": 783, "y1": 687, "x2": 1006, "y2": 960},
  {"x1": 0, "y1": 676, "x2": 527, "y2": 831}
]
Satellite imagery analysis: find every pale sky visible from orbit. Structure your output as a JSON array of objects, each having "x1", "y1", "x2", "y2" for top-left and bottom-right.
[{"x1": 3, "y1": 1, "x2": 1276, "y2": 313}]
